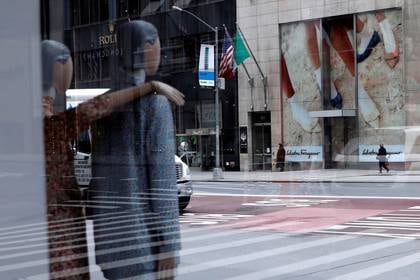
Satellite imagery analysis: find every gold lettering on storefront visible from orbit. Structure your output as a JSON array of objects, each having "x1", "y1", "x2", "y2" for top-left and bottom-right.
[
  {"x1": 98, "y1": 34, "x2": 117, "y2": 46},
  {"x1": 98, "y1": 22, "x2": 117, "y2": 46}
]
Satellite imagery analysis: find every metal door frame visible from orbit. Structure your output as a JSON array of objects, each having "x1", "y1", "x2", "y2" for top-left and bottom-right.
[{"x1": 252, "y1": 122, "x2": 272, "y2": 171}]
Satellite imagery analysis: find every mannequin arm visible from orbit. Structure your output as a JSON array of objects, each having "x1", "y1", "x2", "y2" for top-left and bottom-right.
[{"x1": 60, "y1": 81, "x2": 184, "y2": 140}]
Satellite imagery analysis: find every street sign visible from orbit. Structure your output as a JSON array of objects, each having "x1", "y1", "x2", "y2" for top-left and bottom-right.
[{"x1": 199, "y1": 44, "x2": 215, "y2": 87}]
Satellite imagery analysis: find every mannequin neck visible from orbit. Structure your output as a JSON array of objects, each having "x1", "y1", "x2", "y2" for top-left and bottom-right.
[
  {"x1": 132, "y1": 69, "x2": 146, "y2": 85},
  {"x1": 43, "y1": 87, "x2": 56, "y2": 100}
]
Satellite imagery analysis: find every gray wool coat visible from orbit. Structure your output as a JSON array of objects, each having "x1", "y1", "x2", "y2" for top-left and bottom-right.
[{"x1": 89, "y1": 94, "x2": 181, "y2": 280}]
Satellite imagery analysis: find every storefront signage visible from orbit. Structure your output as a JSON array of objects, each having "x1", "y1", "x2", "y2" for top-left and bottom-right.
[
  {"x1": 285, "y1": 146, "x2": 323, "y2": 162},
  {"x1": 98, "y1": 23, "x2": 117, "y2": 46},
  {"x1": 74, "y1": 22, "x2": 124, "y2": 82},
  {"x1": 359, "y1": 145, "x2": 405, "y2": 162},
  {"x1": 198, "y1": 44, "x2": 215, "y2": 87},
  {"x1": 186, "y1": 128, "x2": 216, "y2": 136}
]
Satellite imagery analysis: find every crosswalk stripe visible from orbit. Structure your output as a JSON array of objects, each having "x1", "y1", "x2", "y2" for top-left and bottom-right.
[
  {"x1": 224, "y1": 238, "x2": 410, "y2": 280},
  {"x1": 177, "y1": 235, "x2": 354, "y2": 275},
  {"x1": 347, "y1": 221, "x2": 420, "y2": 228},
  {"x1": 0, "y1": 211, "x2": 128, "y2": 233},
  {"x1": 0, "y1": 216, "x2": 180, "y2": 247},
  {"x1": 0, "y1": 216, "x2": 214, "y2": 253},
  {"x1": 317, "y1": 207, "x2": 420, "y2": 239},
  {"x1": 328, "y1": 251, "x2": 420, "y2": 280},
  {"x1": 180, "y1": 232, "x2": 290, "y2": 256},
  {"x1": 0, "y1": 211, "x2": 252, "y2": 251},
  {"x1": 315, "y1": 230, "x2": 419, "y2": 239},
  {"x1": 11, "y1": 229, "x2": 415, "y2": 279},
  {"x1": 23, "y1": 235, "x2": 353, "y2": 279},
  {"x1": 382, "y1": 213, "x2": 420, "y2": 217},
  {"x1": 341, "y1": 225, "x2": 420, "y2": 231},
  {"x1": 1, "y1": 227, "x2": 250, "y2": 262},
  {"x1": 0, "y1": 213, "x2": 159, "y2": 241},
  {"x1": 0, "y1": 230, "x2": 336, "y2": 275},
  {"x1": 182, "y1": 229, "x2": 252, "y2": 243}
]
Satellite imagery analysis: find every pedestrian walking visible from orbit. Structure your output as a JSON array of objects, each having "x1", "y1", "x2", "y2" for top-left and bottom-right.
[
  {"x1": 377, "y1": 144, "x2": 390, "y2": 173},
  {"x1": 276, "y1": 143, "x2": 286, "y2": 171}
]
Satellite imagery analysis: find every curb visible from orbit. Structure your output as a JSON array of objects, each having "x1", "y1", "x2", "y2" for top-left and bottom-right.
[{"x1": 191, "y1": 179, "x2": 420, "y2": 184}]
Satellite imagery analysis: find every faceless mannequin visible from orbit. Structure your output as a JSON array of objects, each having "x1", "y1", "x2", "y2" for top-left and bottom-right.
[
  {"x1": 90, "y1": 20, "x2": 180, "y2": 280},
  {"x1": 41, "y1": 39, "x2": 91, "y2": 278},
  {"x1": 41, "y1": 36, "x2": 184, "y2": 278},
  {"x1": 53, "y1": 58, "x2": 73, "y2": 94},
  {"x1": 41, "y1": 40, "x2": 73, "y2": 115},
  {"x1": 117, "y1": 20, "x2": 161, "y2": 87}
]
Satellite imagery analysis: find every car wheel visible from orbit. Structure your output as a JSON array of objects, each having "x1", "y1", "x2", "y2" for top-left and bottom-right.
[{"x1": 178, "y1": 196, "x2": 191, "y2": 211}]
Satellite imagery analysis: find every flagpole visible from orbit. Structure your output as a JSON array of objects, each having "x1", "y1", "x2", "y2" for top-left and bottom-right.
[
  {"x1": 241, "y1": 64, "x2": 255, "y2": 110},
  {"x1": 224, "y1": 24, "x2": 255, "y2": 110},
  {"x1": 214, "y1": 26, "x2": 222, "y2": 179},
  {"x1": 236, "y1": 24, "x2": 268, "y2": 109}
]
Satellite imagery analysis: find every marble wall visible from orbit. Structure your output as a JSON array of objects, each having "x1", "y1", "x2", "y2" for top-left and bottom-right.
[{"x1": 237, "y1": 0, "x2": 409, "y2": 170}]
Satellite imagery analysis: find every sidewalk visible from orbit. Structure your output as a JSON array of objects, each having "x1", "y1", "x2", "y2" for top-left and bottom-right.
[{"x1": 191, "y1": 169, "x2": 420, "y2": 183}]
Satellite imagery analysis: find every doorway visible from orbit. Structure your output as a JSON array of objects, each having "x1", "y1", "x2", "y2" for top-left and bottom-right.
[
  {"x1": 200, "y1": 135, "x2": 215, "y2": 171},
  {"x1": 323, "y1": 117, "x2": 357, "y2": 168},
  {"x1": 252, "y1": 112, "x2": 272, "y2": 171}
]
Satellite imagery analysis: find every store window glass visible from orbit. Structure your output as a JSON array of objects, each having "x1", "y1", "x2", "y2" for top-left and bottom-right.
[
  {"x1": 357, "y1": 10, "x2": 405, "y2": 165},
  {"x1": 6, "y1": 0, "x2": 420, "y2": 279},
  {"x1": 281, "y1": 9, "x2": 404, "y2": 169},
  {"x1": 280, "y1": 19, "x2": 323, "y2": 168}
]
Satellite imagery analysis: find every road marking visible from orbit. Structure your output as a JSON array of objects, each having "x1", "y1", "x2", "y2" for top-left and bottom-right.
[
  {"x1": 316, "y1": 206, "x2": 420, "y2": 239},
  {"x1": 0, "y1": 213, "x2": 219, "y2": 252},
  {"x1": 241, "y1": 198, "x2": 338, "y2": 208},
  {"x1": 16, "y1": 232, "x2": 290, "y2": 278},
  {"x1": 315, "y1": 230, "x2": 419, "y2": 239},
  {"x1": 194, "y1": 192, "x2": 420, "y2": 200},
  {"x1": 328, "y1": 251, "x2": 420, "y2": 280},
  {"x1": 180, "y1": 232, "x2": 290, "y2": 256},
  {"x1": 0, "y1": 224, "x2": 255, "y2": 265},
  {"x1": 177, "y1": 235, "x2": 355, "y2": 275},
  {"x1": 223, "y1": 238, "x2": 410, "y2": 280},
  {"x1": 180, "y1": 213, "x2": 253, "y2": 226}
]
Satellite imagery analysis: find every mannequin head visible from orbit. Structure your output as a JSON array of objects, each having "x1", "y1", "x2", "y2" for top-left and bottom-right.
[
  {"x1": 118, "y1": 20, "x2": 160, "y2": 83},
  {"x1": 41, "y1": 40, "x2": 73, "y2": 114}
]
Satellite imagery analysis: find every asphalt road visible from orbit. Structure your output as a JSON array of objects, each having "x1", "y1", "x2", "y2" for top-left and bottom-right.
[
  {"x1": 3, "y1": 180, "x2": 420, "y2": 279},
  {"x1": 191, "y1": 181, "x2": 420, "y2": 198},
  {"x1": 174, "y1": 181, "x2": 420, "y2": 280}
]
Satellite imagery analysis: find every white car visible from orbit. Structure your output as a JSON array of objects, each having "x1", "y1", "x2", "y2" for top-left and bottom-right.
[
  {"x1": 74, "y1": 147, "x2": 193, "y2": 210},
  {"x1": 175, "y1": 155, "x2": 193, "y2": 211}
]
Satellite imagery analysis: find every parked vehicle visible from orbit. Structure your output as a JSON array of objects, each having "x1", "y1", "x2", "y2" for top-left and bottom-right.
[
  {"x1": 73, "y1": 136, "x2": 193, "y2": 210},
  {"x1": 69, "y1": 89, "x2": 193, "y2": 210},
  {"x1": 175, "y1": 155, "x2": 193, "y2": 210}
]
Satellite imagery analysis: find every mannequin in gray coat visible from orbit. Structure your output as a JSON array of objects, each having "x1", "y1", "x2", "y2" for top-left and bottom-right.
[{"x1": 90, "y1": 21, "x2": 181, "y2": 279}]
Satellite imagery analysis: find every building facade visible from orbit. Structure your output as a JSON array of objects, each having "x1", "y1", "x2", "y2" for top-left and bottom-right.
[
  {"x1": 237, "y1": 0, "x2": 420, "y2": 171},
  {"x1": 41, "y1": 0, "x2": 239, "y2": 171}
]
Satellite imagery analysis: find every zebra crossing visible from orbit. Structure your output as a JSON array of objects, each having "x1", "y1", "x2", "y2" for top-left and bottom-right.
[
  {"x1": 1, "y1": 207, "x2": 420, "y2": 279},
  {"x1": 177, "y1": 228, "x2": 420, "y2": 280},
  {"x1": 180, "y1": 213, "x2": 253, "y2": 226},
  {"x1": 316, "y1": 206, "x2": 420, "y2": 239}
]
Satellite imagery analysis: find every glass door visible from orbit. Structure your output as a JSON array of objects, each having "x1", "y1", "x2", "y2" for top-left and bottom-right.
[{"x1": 252, "y1": 123, "x2": 272, "y2": 171}]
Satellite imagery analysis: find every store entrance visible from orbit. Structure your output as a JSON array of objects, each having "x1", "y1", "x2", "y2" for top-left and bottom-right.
[
  {"x1": 252, "y1": 112, "x2": 272, "y2": 171},
  {"x1": 176, "y1": 133, "x2": 216, "y2": 171},
  {"x1": 323, "y1": 117, "x2": 357, "y2": 168},
  {"x1": 200, "y1": 135, "x2": 216, "y2": 171}
]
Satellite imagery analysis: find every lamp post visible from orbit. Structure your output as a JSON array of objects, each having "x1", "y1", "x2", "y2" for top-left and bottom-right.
[{"x1": 172, "y1": 6, "x2": 223, "y2": 179}]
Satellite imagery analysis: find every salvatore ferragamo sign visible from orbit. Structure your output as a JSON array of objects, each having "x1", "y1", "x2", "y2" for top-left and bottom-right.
[{"x1": 285, "y1": 146, "x2": 323, "y2": 162}]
